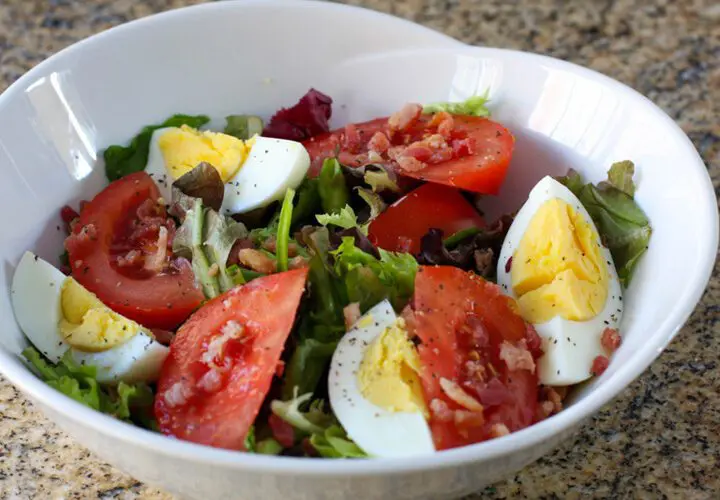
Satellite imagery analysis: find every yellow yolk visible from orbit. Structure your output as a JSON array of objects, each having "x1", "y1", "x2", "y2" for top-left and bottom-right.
[
  {"x1": 157, "y1": 125, "x2": 250, "y2": 181},
  {"x1": 59, "y1": 278, "x2": 144, "y2": 352},
  {"x1": 357, "y1": 318, "x2": 428, "y2": 417},
  {"x1": 511, "y1": 198, "x2": 608, "y2": 323}
]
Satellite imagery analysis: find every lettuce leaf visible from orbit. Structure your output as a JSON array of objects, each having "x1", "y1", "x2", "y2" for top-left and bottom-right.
[
  {"x1": 423, "y1": 92, "x2": 490, "y2": 117},
  {"x1": 310, "y1": 425, "x2": 367, "y2": 459},
  {"x1": 173, "y1": 162, "x2": 225, "y2": 212},
  {"x1": 271, "y1": 391, "x2": 366, "y2": 458},
  {"x1": 292, "y1": 178, "x2": 322, "y2": 226},
  {"x1": 23, "y1": 347, "x2": 156, "y2": 429},
  {"x1": 224, "y1": 115, "x2": 263, "y2": 140},
  {"x1": 318, "y1": 158, "x2": 350, "y2": 214},
  {"x1": 316, "y1": 205, "x2": 361, "y2": 231},
  {"x1": 104, "y1": 114, "x2": 209, "y2": 181},
  {"x1": 557, "y1": 161, "x2": 651, "y2": 287},
  {"x1": 276, "y1": 188, "x2": 295, "y2": 272},
  {"x1": 332, "y1": 237, "x2": 417, "y2": 312},
  {"x1": 203, "y1": 210, "x2": 248, "y2": 292}
]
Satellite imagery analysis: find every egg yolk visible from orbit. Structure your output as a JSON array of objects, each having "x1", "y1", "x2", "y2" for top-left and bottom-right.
[
  {"x1": 59, "y1": 278, "x2": 144, "y2": 352},
  {"x1": 511, "y1": 198, "x2": 608, "y2": 323},
  {"x1": 158, "y1": 125, "x2": 250, "y2": 182},
  {"x1": 357, "y1": 318, "x2": 428, "y2": 417}
]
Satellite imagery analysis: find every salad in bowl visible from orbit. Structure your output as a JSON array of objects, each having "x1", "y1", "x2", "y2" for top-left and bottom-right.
[{"x1": 10, "y1": 87, "x2": 652, "y2": 458}]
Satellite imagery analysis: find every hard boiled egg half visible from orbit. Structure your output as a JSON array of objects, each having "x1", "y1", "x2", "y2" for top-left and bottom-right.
[
  {"x1": 497, "y1": 176, "x2": 623, "y2": 386},
  {"x1": 145, "y1": 125, "x2": 310, "y2": 214},
  {"x1": 11, "y1": 252, "x2": 168, "y2": 383},
  {"x1": 328, "y1": 300, "x2": 435, "y2": 458}
]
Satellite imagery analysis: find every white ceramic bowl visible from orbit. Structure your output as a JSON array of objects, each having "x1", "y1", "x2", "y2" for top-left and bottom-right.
[{"x1": 0, "y1": 1, "x2": 716, "y2": 499}]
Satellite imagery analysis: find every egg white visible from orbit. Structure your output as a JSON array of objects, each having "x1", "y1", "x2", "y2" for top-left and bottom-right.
[
  {"x1": 328, "y1": 300, "x2": 435, "y2": 458},
  {"x1": 11, "y1": 251, "x2": 168, "y2": 384},
  {"x1": 145, "y1": 127, "x2": 176, "y2": 202},
  {"x1": 220, "y1": 136, "x2": 310, "y2": 215},
  {"x1": 496, "y1": 176, "x2": 623, "y2": 385}
]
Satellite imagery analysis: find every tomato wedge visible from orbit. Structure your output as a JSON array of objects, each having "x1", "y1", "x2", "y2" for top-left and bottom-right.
[
  {"x1": 154, "y1": 269, "x2": 308, "y2": 450},
  {"x1": 303, "y1": 113, "x2": 514, "y2": 194},
  {"x1": 65, "y1": 172, "x2": 203, "y2": 330},
  {"x1": 403, "y1": 266, "x2": 542, "y2": 450},
  {"x1": 368, "y1": 183, "x2": 485, "y2": 254}
]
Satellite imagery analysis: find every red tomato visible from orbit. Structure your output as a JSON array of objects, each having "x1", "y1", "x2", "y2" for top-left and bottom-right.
[
  {"x1": 65, "y1": 172, "x2": 203, "y2": 330},
  {"x1": 403, "y1": 266, "x2": 541, "y2": 450},
  {"x1": 368, "y1": 183, "x2": 485, "y2": 254},
  {"x1": 154, "y1": 269, "x2": 308, "y2": 450},
  {"x1": 303, "y1": 114, "x2": 514, "y2": 194}
]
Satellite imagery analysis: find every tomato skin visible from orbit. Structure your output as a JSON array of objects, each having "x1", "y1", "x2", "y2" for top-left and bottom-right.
[
  {"x1": 404, "y1": 266, "x2": 540, "y2": 450},
  {"x1": 65, "y1": 172, "x2": 203, "y2": 329},
  {"x1": 368, "y1": 183, "x2": 485, "y2": 254},
  {"x1": 302, "y1": 115, "x2": 514, "y2": 194},
  {"x1": 154, "y1": 269, "x2": 308, "y2": 451}
]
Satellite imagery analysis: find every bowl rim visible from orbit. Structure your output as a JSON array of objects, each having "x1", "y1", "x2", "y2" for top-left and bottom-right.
[{"x1": 0, "y1": 3, "x2": 717, "y2": 477}]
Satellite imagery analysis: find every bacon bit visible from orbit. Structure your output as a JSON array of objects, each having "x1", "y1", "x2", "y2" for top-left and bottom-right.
[
  {"x1": 275, "y1": 360, "x2": 285, "y2": 378},
  {"x1": 462, "y1": 315, "x2": 489, "y2": 348},
  {"x1": 601, "y1": 327, "x2": 621, "y2": 353},
  {"x1": 117, "y1": 249, "x2": 143, "y2": 268},
  {"x1": 546, "y1": 387, "x2": 563, "y2": 413},
  {"x1": 525, "y1": 323, "x2": 543, "y2": 357},
  {"x1": 237, "y1": 249, "x2": 277, "y2": 274},
  {"x1": 368, "y1": 131, "x2": 391, "y2": 154},
  {"x1": 489, "y1": 423, "x2": 510, "y2": 438},
  {"x1": 473, "y1": 377, "x2": 509, "y2": 407},
  {"x1": 538, "y1": 401, "x2": 555, "y2": 420},
  {"x1": 538, "y1": 386, "x2": 564, "y2": 419},
  {"x1": 454, "y1": 410, "x2": 484, "y2": 429},
  {"x1": 388, "y1": 103, "x2": 422, "y2": 133},
  {"x1": 226, "y1": 238, "x2": 255, "y2": 266},
  {"x1": 591, "y1": 355, "x2": 610, "y2": 376},
  {"x1": 464, "y1": 360, "x2": 487, "y2": 382},
  {"x1": 396, "y1": 155, "x2": 427, "y2": 172},
  {"x1": 451, "y1": 137, "x2": 475, "y2": 157},
  {"x1": 428, "y1": 111, "x2": 455, "y2": 138},
  {"x1": 60, "y1": 205, "x2": 80, "y2": 225},
  {"x1": 553, "y1": 386, "x2": 569, "y2": 400},
  {"x1": 429, "y1": 398, "x2": 453, "y2": 422},
  {"x1": 343, "y1": 302, "x2": 362, "y2": 329},
  {"x1": 439, "y1": 378, "x2": 484, "y2": 412},
  {"x1": 262, "y1": 237, "x2": 299, "y2": 257},
  {"x1": 143, "y1": 226, "x2": 168, "y2": 273},
  {"x1": 164, "y1": 381, "x2": 193, "y2": 408},
  {"x1": 499, "y1": 340, "x2": 536, "y2": 373},
  {"x1": 197, "y1": 368, "x2": 223, "y2": 393},
  {"x1": 343, "y1": 123, "x2": 363, "y2": 153},
  {"x1": 207, "y1": 263, "x2": 220, "y2": 277},
  {"x1": 202, "y1": 320, "x2": 246, "y2": 369},
  {"x1": 288, "y1": 256, "x2": 309, "y2": 270}
]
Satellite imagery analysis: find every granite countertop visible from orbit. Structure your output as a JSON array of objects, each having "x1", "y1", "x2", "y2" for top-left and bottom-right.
[{"x1": 0, "y1": 0, "x2": 718, "y2": 498}]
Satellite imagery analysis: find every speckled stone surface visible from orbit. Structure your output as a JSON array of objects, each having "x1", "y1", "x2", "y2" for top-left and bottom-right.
[{"x1": 0, "y1": 0, "x2": 718, "y2": 498}]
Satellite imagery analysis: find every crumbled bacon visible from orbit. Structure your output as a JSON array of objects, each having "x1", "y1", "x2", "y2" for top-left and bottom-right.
[
  {"x1": 428, "y1": 111, "x2": 455, "y2": 137},
  {"x1": 439, "y1": 378, "x2": 484, "y2": 412},
  {"x1": 263, "y1": 237, "x2": 299, "y2": 257},
  {"x1": 388, "y1": 103, "x2": 422, "y2": 133},
  {"x1": 499, "y1": 340, "x2": 536, "y2": 373},
  {"x1": 343, "y1": 123, "x2": 363, "y2": 153},
  {"x1": 601, "y1": 327, "x2": 622, "y2": 353},
  {"x1": 343, "y1": 302, "x2": 362, "y2": 329},
  {"x1": 143, "y1": 226, "x2": 168, "y2": 273},
  {"x1": 525, "y1": 323, "x2": 543, "y2": 357},
  {"x1": 367, "y1": 131, "x2": 391, "y2": 154},
  {"x1": 472, "y1": 378, "x2": 510, "y2": 407},
  {"x1": 395, "y1": 155, "x2": 427, "y2": 172},
  {"x1": 237, "y1": 249, "x2": 277, "y2": 274},
  {"x1": 591, "y1": 355, "x2": 610, "y2": 376},
  {"x1": 490, "y1": 423, "x2": 510, "y2": 438},
  {"x1": 288, "y1": 256, "x2": 309, "y2": 270},
  {"x1": 537, "y1": 386, "x2": 564, "y2": 420},
  {"x1": 164, "y1": 380, "x2": 193, "y2": 408},
  {"x1": 430, "y1": 398, "x2": 453, "y2": 422},
  {"x1": 197, "y1": 368, "x2": 223, "y2": 393},
  {"x1": 275, "y1": 360, "x2": 286, "y2": 378}
]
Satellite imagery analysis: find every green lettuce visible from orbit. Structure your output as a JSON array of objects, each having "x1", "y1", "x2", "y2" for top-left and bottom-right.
[
  {"x1": 318, "y1": 158, "x2": 350, "y2": 214},
  {"x1": 224, "y1": 115, "x2": 263, "y2": 140},
  {"x1": 316, "y1": 205, "x2": 361, "y2": 231},
  {"x1": 23, "y1": 347, "x2": 156, "y2": 429},
  {"x1": 271, "y1": 391, "x2": 366, "y2": 458},
  {"x1": 332, "y1": 237, "x2": 418, "y2": 312},
  {"x1": 291, "y1": 178, "x2": 322, "y2": 226},
  {"x1": 423, "y1": 92, "x2": 490, "y2": 117},
  {"x1": 104, "y1": 114, "x2": 209, "y2": 181},
  {"x1": 243, "y1": 425, "x2": 283, "y2": 455},
  {"x1": 282, "y1": 228, "x2": 346, "y2": 399},
  {"x1": 557, "y1": 161, "x2": 652, "y2": 287},
  {"x1": 276, "y1": 188, "x2": 295, "y2": 272}
]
